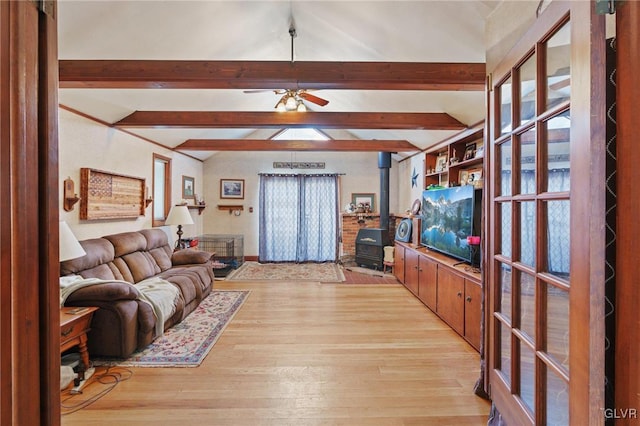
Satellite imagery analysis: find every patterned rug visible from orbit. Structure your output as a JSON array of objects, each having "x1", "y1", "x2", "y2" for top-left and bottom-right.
[
  {"x1": 225, "y1": 261, "x2": 346, "y2": 282},
  {"x1": 95, "y1": 290, "x2": 249, "y2": 367}
]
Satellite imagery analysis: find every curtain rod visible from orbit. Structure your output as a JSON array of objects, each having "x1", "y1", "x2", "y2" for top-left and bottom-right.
[{"x1": 258, "y1": 173, "x2": 345, "y2": 177}]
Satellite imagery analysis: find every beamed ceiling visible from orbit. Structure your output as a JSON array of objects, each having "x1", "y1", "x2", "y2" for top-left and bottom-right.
[{"x1": 57, "y1": 1, "x2": 497, "y2": 161}]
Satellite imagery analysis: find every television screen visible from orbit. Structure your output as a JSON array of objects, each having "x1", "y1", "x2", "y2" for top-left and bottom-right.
[{"x1": 420, "y1": 185, "x2": 475, "y2": 262}]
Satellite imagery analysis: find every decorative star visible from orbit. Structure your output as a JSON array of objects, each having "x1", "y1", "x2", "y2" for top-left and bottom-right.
[{"x1": 411, "y1": 167, "x2": 419, "y2": 188}]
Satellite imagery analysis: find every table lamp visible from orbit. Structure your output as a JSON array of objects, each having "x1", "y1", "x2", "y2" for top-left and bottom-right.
[
  {"x1": 165, "y1": 205, "x2": 194, "y2": 249},
  {"x1": 59, "y1": 221, "x2": 86, "y2": 262}
]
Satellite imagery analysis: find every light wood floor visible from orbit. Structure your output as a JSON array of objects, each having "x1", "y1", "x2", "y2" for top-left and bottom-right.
[{"x1": 61, "y1": 279, "x2": 490, "y2": 425}]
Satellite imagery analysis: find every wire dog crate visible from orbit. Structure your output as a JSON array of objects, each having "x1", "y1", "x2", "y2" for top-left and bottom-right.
[{"x1": 196, "y1": 234, "x2": 244, "y2": 277}]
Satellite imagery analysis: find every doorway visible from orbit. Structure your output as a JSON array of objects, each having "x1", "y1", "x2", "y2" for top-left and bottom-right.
[{"x1": 258, "y1": 174, "x2": 339, "y2": 262}]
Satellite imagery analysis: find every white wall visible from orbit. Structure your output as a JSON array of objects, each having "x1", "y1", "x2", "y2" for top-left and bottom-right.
[
  {"x1": 59, "y1": 108, "x2": 204, "y2": 241},
  {"x1": 201, "y1": 151, "x2": 399, "y2": 256},
  {"x1": 396, "y1": 154, "x2": 425, "y2": 216}
]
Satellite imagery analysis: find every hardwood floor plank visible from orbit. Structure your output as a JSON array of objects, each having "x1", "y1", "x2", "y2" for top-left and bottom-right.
[{"x1": 62, "y1": 281, "x2": 490, "y2": 425}]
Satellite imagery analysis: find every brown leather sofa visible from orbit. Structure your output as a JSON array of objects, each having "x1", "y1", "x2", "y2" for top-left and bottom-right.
[{"x1": 60, "y1": 228, "x2": 215, "y2": 358}]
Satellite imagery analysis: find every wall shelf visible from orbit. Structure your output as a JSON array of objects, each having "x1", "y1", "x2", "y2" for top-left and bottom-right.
[
  {"x1": 185, "y1": 204, "x2": 206, "y2": 215},
  {"x1": 217, "y1": 204, "x2": 243, "y2": 215}
]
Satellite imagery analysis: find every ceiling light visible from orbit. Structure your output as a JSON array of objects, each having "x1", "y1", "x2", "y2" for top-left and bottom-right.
[
  {"x1": 285, "y1": 96, "x2": 297, "y2": 111},
  {"x1": 275, "y1": 101, "x2": 286, "y2": 112},
  {"x1": 296, "y1": 100, "x2": 307, "y2": 112}
]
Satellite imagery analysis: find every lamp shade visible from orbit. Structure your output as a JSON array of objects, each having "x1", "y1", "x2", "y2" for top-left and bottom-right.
[
  {"x1": 165, "y1": 205, "x2": 194, "y2": 226},
  {"x1": 59, "y1": 221, "x2": 86, "y2": 262}
]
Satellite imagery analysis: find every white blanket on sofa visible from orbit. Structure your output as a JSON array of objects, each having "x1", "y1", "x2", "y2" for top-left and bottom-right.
[{"x1": 60, "y1": 275, "x2": 180, "y2": 338}]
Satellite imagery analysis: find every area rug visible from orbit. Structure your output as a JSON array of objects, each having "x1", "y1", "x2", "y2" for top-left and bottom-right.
[
  {"x1": 225, "y1": 261, "x2": 346, "y2": 282},
  {"x1": 95, "y1": 290, "x2": 249, "y2": 367}
]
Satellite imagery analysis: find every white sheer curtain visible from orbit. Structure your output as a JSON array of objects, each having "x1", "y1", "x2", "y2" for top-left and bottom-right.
[{"x1": 258, "y1": 174, "x2": 339, "y2": 262}]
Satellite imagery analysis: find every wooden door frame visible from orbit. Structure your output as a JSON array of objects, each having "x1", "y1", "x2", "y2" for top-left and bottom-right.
[
  {"x1": 486, "y1": 1, "x2": 606, "y2": 424},
  {"x1": 0, "y1": 1, "x2": 60, "y2": 425},
  {"x1": 615, "y1": 2, "x2": 640, "y2": 423}
]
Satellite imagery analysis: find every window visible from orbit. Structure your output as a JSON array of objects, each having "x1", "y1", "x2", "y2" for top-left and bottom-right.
[{"x1": 152, "y1": 153, "x2": 171, "y2": 227}]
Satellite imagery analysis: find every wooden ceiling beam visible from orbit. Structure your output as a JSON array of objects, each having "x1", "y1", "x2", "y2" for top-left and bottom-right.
[
  {"x1": 59, "y1": 60, "x2": 486, "y2": 91},
  {"x1": 115, "y1": 111, "x2": 466, "y2": 130},
  {"x1": 176, "y1": 139, "x2": 419, "y2": 152}
]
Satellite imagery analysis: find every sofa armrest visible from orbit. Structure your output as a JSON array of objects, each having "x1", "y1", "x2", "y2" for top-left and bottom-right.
[
  {"x1": 171, "y1": 249, "x2": 213, "y2": 266},
  {"x1": 64, "y1": 281, "x2": 140, "y2": 304}
]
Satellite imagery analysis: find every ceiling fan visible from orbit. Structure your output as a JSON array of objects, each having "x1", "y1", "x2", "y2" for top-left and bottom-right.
[{"x1": 244, "y1": 25, "x2": 330, "y2": 112}]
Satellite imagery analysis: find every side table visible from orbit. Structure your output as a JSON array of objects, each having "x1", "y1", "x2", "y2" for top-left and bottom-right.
[{"x1": 60, "y1": 306, "x2": 98, "y2": 370}]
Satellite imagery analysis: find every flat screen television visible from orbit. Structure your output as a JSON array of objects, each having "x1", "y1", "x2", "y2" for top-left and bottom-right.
[{"x1": 420, "y1": 185, "x2": 478, "y2": 263}]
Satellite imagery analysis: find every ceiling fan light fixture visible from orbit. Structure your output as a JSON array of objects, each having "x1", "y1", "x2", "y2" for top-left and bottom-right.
[
  {"x1": 285, "y1": 96, "x2": 297, "y2": 111},
  {"x1": 296, "y1": 100, "x2": 307, "y2": 112}
]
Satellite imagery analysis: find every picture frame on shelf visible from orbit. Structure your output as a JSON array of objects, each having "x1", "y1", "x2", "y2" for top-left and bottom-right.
[
  {"x1": 435, "y1": 153, "x2": 448, "y2": 172},
  {"x1": 351, "y1": 193, "x2": 375, "y2": 213},
  {"x1": 182, "y1": 175, "x2": 195, "y2": 199},
  {"x1": 475, "y1": 145, "x2": 485, "y2": 158},
  {"x1": 463, "y1": 143, "x2": 476, "y2": 161},
  {"x1": 459, "y1": 170, "x2": 470, "y2": 186},
  {"x1": 220, "y1": 179, "x2": 245, "y2": 199},
  {"x1": 467, "y1": 167, "x2": 483, "y2": 187}
]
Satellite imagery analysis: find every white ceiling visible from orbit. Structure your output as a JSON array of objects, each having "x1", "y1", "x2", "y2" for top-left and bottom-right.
[{"x1": 57, "y1": 1, "x2": 498, "y2": 161}]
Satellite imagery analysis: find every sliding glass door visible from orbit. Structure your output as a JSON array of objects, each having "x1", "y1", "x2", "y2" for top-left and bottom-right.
[{"x1": 258, "y1": 174, "x2": 339, "y2": 262}]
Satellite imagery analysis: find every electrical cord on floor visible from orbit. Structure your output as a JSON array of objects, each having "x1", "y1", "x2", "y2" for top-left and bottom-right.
[{"x1": 61, "y1": 364, "x2": 133, "y2": 415}]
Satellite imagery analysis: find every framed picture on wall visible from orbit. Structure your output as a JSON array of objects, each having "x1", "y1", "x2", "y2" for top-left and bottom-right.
[
  {"x1": 351, "y1": 193, "x2": 375, "y2": 213},
  {"x1": 220, "y1": 179, "x2": 245, "y2": 199},
  {"x1": 182, "y1": 175, "x2": 195, "y2": 199}
]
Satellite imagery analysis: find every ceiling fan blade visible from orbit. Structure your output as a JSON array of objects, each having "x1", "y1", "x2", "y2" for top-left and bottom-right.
[
  {"x1": 299, "y1": 92, "x2": 329, "y2": 107},
  {"x1": 243, "y1": 89, "x2": 286, "y2": 94}
]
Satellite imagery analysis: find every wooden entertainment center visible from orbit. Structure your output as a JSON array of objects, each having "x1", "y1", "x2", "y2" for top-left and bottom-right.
[
  {"x1": 394, "y1": 123, "x2": 484, "y2": 352},
  {"x1": 394, "y1": 241, "x2": 481, "y2": 351}
]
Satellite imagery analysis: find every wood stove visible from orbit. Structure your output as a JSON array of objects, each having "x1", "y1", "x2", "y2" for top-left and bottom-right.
[{"x1": 355, "y1": 228, "x2": 390, "y2": 270}]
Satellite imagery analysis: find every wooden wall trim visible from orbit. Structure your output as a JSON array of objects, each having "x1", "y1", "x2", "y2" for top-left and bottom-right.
[
  {"x1": 0, "y1": 1, "x2": 12, "y2": 424},
  {"x1": 615, "y1": 2, "x2": 640, "y2": 423},
  {"x1": 0, "y1": 1, "x2": 60, "y2": 425},
  {"x1": 38, "y1": 1, "x2": 61, "y2": 423}
]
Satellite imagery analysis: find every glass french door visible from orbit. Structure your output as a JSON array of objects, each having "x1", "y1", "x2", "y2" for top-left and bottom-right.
[{"x1": 487, "y1": 3, "x2": 605, "y2": 425}]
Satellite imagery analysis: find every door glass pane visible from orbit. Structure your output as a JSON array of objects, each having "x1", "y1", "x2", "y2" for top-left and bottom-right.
[
  {"x1": 547, "y1": 367, "x2": 569, "y2": 425},
  {"x1": 547, "y1": 285, "x2": 570, "y2": 372},
  {"x1": 501, "y1": 202, "x2": 512, "y2": 258},
  {"x1": 500, "y1": 262, "x2": 512, "y2": 321},
  {"x1": 499, "y1": 140, "x2": 512, "y2": 196},
  {"x1": 520, "y1": 201, "x2": 536, "y2": 267},
  {"x1": 546, "y1": 22, "x2": 571, "y2": 110},
  {"x1": 519, "y1": 272, "x2": 536, "y2": 341},
  {"x1": 520, "y1": 342, "x2": 536, "y2": 415},
  {"x1": 520, "y1": 128, "x2": 536, "y2": 195},
  {"x1": 500, "y1": 76, "x2": 513, "y2": 136},
  {"x1": 546, "y1": 200, "x2": 570, "y2": 279},
  {"x1": 498, "y1": 321, "x2": 512, "y2": 386},
  {"x1": 545, "y1": 110, "x2": 571, "y2": 192},
  {"x1": 520, "y1": 54, "x2": 537, "y2": 126}
]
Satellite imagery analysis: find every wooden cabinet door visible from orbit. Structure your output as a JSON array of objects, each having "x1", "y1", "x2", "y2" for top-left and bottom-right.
[
  {"x1": 436, "y1": 267, "x2": 464, "y2": 335},
  {"x1": 418, "y1": 255, "x2": 437, "y2": 310},
  {"x1": 403, "y1": 248, "x2": 419, "y2": 296},
  {"x1": 464, "y1": 279, "x2": 481, "y2": 350},
  {"x1": 393, "y1": 243, "x2": 405, "y2": 283}
]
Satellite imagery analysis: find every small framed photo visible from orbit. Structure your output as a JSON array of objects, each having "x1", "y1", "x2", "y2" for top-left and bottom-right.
[
  {"x1": 182, "y1": 175, "x2": 195, "y2": 199},
  {"x1": 459, "y1": 170, "x2": 470, "y2": 186},
  {"x1": 463, "y1": 143, "x2": 476, "y2": 161},
  {"x1": 220, "y1": 179, "x2": 245, "y2": 199},
  {"x1": 467, "y1": 167, "x2": 483, "y2": 187},
  {"x1": 351, "y1": 193, "x2": 375, "y2": 213},
  {"x1": 435, "y1": 153, "x2": 448, "y2": 172}
]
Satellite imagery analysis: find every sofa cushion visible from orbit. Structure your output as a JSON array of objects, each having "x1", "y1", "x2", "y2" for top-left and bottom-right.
[
  {"x1": 140, "y1": 229, "x2": 173, "y2": 271},
  {"x1": 60, "y1": 238, "x2": 117, "y2": 279}
]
